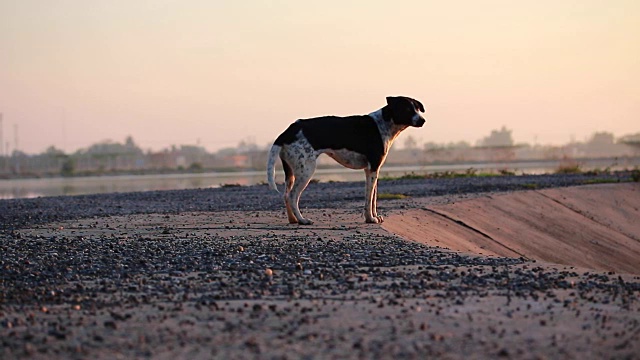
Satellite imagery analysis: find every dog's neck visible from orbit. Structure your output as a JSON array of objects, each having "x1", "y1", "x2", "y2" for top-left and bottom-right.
[{"x1": 368, "y1": 107, "x2": 409, "y2": 148}]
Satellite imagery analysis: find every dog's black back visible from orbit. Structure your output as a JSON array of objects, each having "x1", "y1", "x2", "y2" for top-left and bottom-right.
[{"x1": 274, "y1": 115, "x2": 386, "y2": 170}]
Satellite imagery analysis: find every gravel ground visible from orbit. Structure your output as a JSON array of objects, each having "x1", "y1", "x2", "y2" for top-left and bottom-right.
[{"x1": 1, "y1": 172, "x2": 639, "y2": 359}]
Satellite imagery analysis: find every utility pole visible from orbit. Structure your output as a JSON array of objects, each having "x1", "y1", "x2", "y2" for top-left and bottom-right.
[
  {"x1": 61, "y1": 109, "x2": 67, "y2": 153},
  {"x1": 14, "y1": 124, "x2": 20, "y2": 174},
  {"x1": 0, "y1": 113, "x2": 3, "y2": 172},
  {"x1": 0, "y1": 112, "x2": 3, "y2": 158},
  {"x1": 14, "y1": 123, "x2": 18, "y2": 152}
]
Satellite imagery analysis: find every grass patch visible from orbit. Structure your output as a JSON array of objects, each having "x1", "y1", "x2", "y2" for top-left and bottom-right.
[
  {"x1": 377, "y1": 193, "x2": 409, "y2": 200},
  {"x1": 631, "y1": 169, "x2": 640, "y2": 182},
  {"x1": 521, "y1": 183, "x2": 538, "y2": 190},
  {"x1": 498, "y1": 169, "x2": 516, "y2": 176},
  {"x1": 221, "y1": 183, "x2": 242, "y2": 188},
  {"x1": 555, "y1": 163, "x2": 583, "y2": 174},
  {"x1": 380, "y1": 168, "x2": 502, "y2": 181},
  {"x1": 380, "y1": 172, "x2": 425, "y2": 181},
  {"x1": 581, "y1": 178, "x2": 620, "y2": 185},
  {"x1": 582, "y1": 167, "x2": 615, "y2": 176}
]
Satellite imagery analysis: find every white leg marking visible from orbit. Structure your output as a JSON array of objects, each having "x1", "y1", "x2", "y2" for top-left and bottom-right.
[
  {"x1": 364, "y1": 169, "x2": 382, "y2": 223},
  {"x1": 281, "y1": 139, "x2": 318, "y2": 225},
  {"x1": 289, "y1": 157, "x2": 316, "y2": 225},
  {"x1": 283, "y1": 161, "x2": 297, "y2": 224}
]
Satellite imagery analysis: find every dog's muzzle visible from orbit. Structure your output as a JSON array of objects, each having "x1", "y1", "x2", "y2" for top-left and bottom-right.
[{"x1": 415, "y1": 117, "x2": 426, "y2": 127}]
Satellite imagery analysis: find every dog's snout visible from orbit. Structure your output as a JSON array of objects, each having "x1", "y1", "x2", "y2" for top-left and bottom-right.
[{"x1": 416, "y1": 117, "x2": 426, "y2": 127}]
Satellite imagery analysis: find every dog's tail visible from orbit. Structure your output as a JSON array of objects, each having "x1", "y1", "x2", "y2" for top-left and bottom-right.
[{"x1": 266, "y1": 144, "x2": 281, "y2": 193}]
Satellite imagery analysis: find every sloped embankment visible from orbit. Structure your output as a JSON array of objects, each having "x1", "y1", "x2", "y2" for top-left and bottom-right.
[{"x1": 383, "y1": 183, "x2": 640, "y2": 274}]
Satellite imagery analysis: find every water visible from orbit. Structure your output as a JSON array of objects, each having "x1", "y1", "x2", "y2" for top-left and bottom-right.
[{"x1": 0, "y1": 159, "x2": 634, "y2": 199}]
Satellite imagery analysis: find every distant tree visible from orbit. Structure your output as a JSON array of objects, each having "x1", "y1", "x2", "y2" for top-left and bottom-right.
[
  {"x1": 124, "y1": 136, "x2": 142, "y2": 151},
  {"x1": 216, "y1": 147, "x2": 238, "y2": 156},
  {"x1": 619, "y1": 132, "x2": 640, "y2": 144},
  {"x1": 423, "y1": 142, "x2": 442, "y2": 151},
  {"x1": 619, "y1": 133, "x2": 640, "y2": 155},
  {"x1": 588, "y1": 132, "x2": 615, "y2": 146},
  {"x1": 478, "y1": 126, "x2": 514, "y2": 147},
  {"x1": 45, "y1": 146, "x2": 66, "y2": 157},
  {"x1": 61, "y1": 157, "x2": 75, "y2": 177},
  {"x1": 84, "y1": 139, "x2": 141, "y2": 155},
  {"x1": 446, "y1": 141, "x2": 471, "y2": 149},
  {"x1": 237, "y1": 138, "x2": 259, "y2": 153},
  {"x1": 179, "y1": 145, "x2": 207, "y2": 156},
  {"x1": 423, "y1": 141, "x2": 471, "y2": 151},
  {"x1": 404, "y1": 135, "x2": 418, "y2": 150},
  {"x1": 188, "y1": 162, "x2": 204, "y2": 172}
]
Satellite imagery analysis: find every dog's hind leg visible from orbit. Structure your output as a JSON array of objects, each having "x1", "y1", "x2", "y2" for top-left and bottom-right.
[
  {"x1": 289, "y1": 158, "x2": 317, "y2": 225},
  {"x1": 281, "y1": 158, "x2": 298, "y2": 224},
  {"x1": 372, "y1": 177, "x2": 379, "y2": 219}
]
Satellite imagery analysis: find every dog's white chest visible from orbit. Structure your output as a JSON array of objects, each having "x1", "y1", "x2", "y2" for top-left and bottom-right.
[{"x1": 322, "y1": 149, "x2": 369, "y2": 170}]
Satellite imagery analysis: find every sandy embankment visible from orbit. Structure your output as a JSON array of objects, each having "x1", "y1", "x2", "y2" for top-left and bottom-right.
[{"x1": 384, "y1": 183, "x2": 640, "y2": 274}]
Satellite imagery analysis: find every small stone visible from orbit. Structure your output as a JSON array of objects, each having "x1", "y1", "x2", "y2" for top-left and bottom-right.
[
  {"x1": 104, "y1": 320, "x2": 117, "y2": 329},
  {"x1": 24, "y1": 343, "x2": 36, "y2": 355}
]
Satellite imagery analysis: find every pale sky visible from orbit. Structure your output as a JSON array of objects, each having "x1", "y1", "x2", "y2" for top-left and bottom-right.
[{"x1": 1, "y1": 0, "x2": 639, "y2": 154}]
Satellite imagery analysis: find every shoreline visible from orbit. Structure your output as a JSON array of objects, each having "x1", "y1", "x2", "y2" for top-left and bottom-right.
[
  {"x1": 1, "y1": 174, "x2": 639, "y2": 358},
  {"x1": 2, "y1": 161, "x2": 638, "y2": 200},
  {"x1": 1, "y1": 171, "x2": 636, "y2": 232}
]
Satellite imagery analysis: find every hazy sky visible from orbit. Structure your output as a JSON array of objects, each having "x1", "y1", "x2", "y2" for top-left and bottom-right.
[{"x1": 1, "y1": 0, "x2": 639, "y2": 154}]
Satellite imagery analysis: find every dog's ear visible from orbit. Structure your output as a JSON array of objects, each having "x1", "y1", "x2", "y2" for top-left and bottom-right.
[{"x1": 387, "y1": 96, "x2": 424, "y2": 113}]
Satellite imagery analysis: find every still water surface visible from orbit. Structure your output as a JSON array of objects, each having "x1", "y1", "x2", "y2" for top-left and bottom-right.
[{"x1": 0, "y1": 159, "x2": 632, "y2": 200}]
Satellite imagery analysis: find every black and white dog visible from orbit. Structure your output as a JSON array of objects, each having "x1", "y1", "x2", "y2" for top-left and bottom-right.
[{"x1": 266, "y1": 96, "x2": 426, "y2": 224}]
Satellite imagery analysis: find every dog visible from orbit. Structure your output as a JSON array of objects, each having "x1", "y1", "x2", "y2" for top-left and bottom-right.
[{"x1": 266, "y1": 96, "x2": 426, "y2": 224}]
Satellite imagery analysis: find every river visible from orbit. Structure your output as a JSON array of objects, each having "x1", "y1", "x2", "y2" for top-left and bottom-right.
[{"x1": 1, "y1": 158, "x2": 635, "y2": 199}]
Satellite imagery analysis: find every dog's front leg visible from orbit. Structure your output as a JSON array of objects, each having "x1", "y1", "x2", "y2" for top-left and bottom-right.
[
  {"x1": 372, "y1": 178, "x2": 381, "y2": 220},
  {"x1": 364, "y1": 169, "x2": 383, "y2": 223}
]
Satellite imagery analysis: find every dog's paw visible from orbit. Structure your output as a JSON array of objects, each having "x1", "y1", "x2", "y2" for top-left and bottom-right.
[
  {"x1": 365, "y1": 216, "x2": 383, "y2": 224},
  {"x1": 298, "y1": 218, "x2": 314, "y2": 225}
]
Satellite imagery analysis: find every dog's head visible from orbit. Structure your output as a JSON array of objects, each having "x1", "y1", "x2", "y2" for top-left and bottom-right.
[{"x1": 384, "y1": 96, "x2": 426, "y2": 127}]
